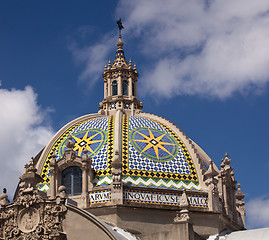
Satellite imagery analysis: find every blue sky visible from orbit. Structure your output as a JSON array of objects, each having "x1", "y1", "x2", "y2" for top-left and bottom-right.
[{"x1": 1, "y1": 0, "x2": 269, "y2": 229}]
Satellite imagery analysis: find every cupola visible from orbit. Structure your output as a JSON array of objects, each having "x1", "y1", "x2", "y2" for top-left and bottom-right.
[{"x1": 99, "y1": 20, "x2": 143, "y2": 115}]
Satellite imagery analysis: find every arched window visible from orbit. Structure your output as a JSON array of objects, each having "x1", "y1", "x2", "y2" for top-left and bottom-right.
[
  {"x1": 122, "y1": 80, "x2": 128, "y2": 96},
  {"x1": 112, "y1": 80, "x2": 118, "y2": 96},
  {"x1": 61, "y1": 166, "x2": 82, "y2": 196},
  {"x1": 132, "y1": 83, "x2": 135, "y2": 96}
]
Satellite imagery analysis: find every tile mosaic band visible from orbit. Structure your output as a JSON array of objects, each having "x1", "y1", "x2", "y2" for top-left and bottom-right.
[
  {"x1": 89, "y1": 190, "x2": 111, "y2": 204},
  {"x1": 124, "y1": 189, "x2": 208, "y2": 208}
]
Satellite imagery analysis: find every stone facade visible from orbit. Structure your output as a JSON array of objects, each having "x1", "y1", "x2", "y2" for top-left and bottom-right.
[{"x1": 0, "y1": 161, "x2": 132, "y2": 240}]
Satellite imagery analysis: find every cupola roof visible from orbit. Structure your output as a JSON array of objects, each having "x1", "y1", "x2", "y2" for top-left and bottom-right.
[{"x1": 112, "y1": 35, "x2": 128, "y2": 68}]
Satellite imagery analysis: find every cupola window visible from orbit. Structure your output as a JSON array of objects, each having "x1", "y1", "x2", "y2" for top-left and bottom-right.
[
  {"x1": 132, "y1": 83, "x2": 135, "y2": 96},
  {"x1": 122, "y1": 80, "x2": 128, "y2": 96},
  {"x1": 112, "y1": 80, "x2": 118, "y2": 96},
  {"x1": 61, "y1": 166, "x2": 82, "y2": 196}
]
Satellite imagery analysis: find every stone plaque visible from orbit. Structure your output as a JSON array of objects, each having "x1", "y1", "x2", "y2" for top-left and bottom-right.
[{"x1": 18, "y1": 207, "x2": 40, "y2": 233}]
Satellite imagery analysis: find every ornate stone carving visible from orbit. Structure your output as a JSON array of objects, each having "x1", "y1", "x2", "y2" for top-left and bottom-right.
[
  {"x1": 57, "y1": 185, "x2": 68, "y2": 199},
  {"x1": 63, "y1": 135, "x2": 77, "y2": 163},
  {"x1": 174, "y1": 209, "x2": 190, "y2": 223},
  {"x1": 180, "y1": 190, "x2": 189, "y2": 208},
  {"x1": 112, "y1": 173, "x2": 121, "y2": 189},
  {"x1": 0, "y1": 188, "x2": 10, "y2": 206},
  {"x1": 18, "y1": 207, "x2": 39, "y2": 233},
  {"x1": 1, "y1": 201, "x2": 67, "y2": 239},
  {"x1": 0, "y1": 159, "x2": 67, "y2": 240},
  {"x1": 15, "y1": 187, "x2": 43, "y2": 208}
]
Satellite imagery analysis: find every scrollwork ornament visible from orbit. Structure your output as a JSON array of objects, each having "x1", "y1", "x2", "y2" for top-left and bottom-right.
[
  {"x1": 15, "y1": 190, "x2": 43, "y2": 208},
  {"x1": 11, "y1": 228, "x2": 20, "y2": 237},
  {"x1": 36, "y1": 225, "x2": 44, "y2": 234}
]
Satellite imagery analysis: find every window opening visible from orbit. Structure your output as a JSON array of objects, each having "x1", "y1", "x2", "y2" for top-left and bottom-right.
[
  {"x1": 61, "y1": 166, "x2": 82, "y2": 196},
  {"x1": 122, "y1": 80, "x2": 128, "y2": 96},
  {"x1": 112, "y1": 80, "x2": 118, "y2": 96}
]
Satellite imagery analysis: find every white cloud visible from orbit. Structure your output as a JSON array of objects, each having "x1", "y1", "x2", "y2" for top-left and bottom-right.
[
  {"x1": 115, "y1": 0, "x2": 269, "y2": 99},
  {"x1": 0, "y1": 85, "x2": 54, "y2": 197},
  {"x1": 246, "y1": 196, "x2": 269, "y2": 228},
  {"x1": 69, "y1": 33, "x2": 115, "y2": 87}
]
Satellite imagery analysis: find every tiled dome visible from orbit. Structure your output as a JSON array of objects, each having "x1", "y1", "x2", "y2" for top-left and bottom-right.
[{"x1": 37, "y1": 112, "x2": 208, "y2": 193}]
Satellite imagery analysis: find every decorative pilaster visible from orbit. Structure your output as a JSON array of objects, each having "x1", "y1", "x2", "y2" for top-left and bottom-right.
[
  {"x1": 107, "y1": 62, "x2": 112, "y2": 97},
  {"x1": 219, "y1": 153, "x2": 237, "y2": 220},
  {"x1": 111, "y1": 150, "x2": 123, "y2": 204},
  {"x1": 48, "y1": 152, "x2": 58, "y2": 199},
  {"x1": 81, "y1": 149, "x2": 90, "y2": 208},
  {"x1": 205, "y1": 160, "x2": 220, "y2": 212},
  {"x1": 133, "y1": 64, "x2": 137, "y2": 97},
  {"x1": 118, "y1": 72, "x2": 122, "y2": 96},
  {"x1": 128, "y1": 61, "x2": 132, "y2": 97},
  {"x1": 103, "y1": 75, "x2": 107, "y2": 98},
  {"x1": 172, "y1": 191, "x2": 196, "y2": 240}
]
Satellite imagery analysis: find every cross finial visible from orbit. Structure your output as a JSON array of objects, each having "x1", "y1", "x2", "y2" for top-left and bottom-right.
[{"x1": 117, "y1": 18, "x2": 124, "y2": 36}]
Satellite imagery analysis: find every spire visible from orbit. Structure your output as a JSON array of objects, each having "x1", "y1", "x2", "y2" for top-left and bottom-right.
[
  {"x1": 113, "y1": 18, "x2": 127, "y2": 68},
  {"x1": 236, "y1": 183, "x2": 245, "y2": 200},
  {"x1": 98, "y1": 19, "x2": 143, "y2": 115},
  {"x1": 205, "y1": 160, "x2": 218, "y2": 178}
]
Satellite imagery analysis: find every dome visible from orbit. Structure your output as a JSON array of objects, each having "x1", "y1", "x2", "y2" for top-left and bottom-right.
[{"x1": 37, "y1": 113, "x2": 209, "y2": 193}]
